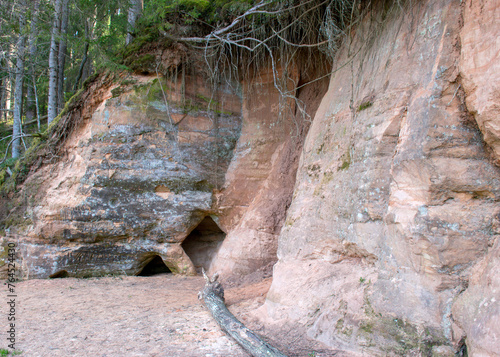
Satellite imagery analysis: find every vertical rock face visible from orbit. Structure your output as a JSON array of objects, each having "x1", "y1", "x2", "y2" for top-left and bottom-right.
[
  {"x1": 11, "y1": 63, "x2": 324, "y2": 281},
  {"x1": 210, "y1": 66, "x2": 329, "y2": 280},
  {"x1": 265, "y1": 0, "x2": 500, "y2": 354},
  {"x1": 3, "y1": 0, "x2": 499, "y2": 354},
  {"x1": 459, "y1": 0, "x2": 500, "y2": 165},
  {"x1": 452, "y1": 0, "x2": 500, "y2": 355},
  {"x1": 18, "y1": 73, "x2": 243, "y2": 278}
]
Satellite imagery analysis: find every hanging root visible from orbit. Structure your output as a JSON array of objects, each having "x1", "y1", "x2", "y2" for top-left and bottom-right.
[{"x1": 199, "y1": 269, "x2": 287, "y2": 357}]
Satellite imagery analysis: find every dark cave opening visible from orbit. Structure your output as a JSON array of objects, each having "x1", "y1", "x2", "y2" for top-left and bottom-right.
[
  {"x1": 137, "y1": 255, "x2": 171, "y2": 276},
  {"x1": 49, "y1": 270, "x2": 69, "y2": 279},
  {"x1": 182, "y1": 216, "x2": 225, "y2": 274}
]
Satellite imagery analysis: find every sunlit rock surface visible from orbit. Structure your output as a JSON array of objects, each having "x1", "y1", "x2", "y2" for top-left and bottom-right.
[
  {"x1": 19, "y1": 73, "x2": 243, "y2": 277},
  {"x1": 3, "y1": 0, "x2": 499, "y2": 354},
  {"x1": 264, "y1": 0, "x2": 500, "y2": 354}
]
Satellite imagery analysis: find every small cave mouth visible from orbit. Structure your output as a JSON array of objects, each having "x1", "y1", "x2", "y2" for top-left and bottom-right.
[
  {"x1": 456, "y1": 337, "x2": 468, "y2": 357},
  {"x1": 49, "y1": 270, "x2": 69, "y2": 279},
  {"x1": 182, "y1": 216, "x2": 225, "y2": 274},
  {"x1": 137, "y1": 255, "x2": 171, "y2": 276}
]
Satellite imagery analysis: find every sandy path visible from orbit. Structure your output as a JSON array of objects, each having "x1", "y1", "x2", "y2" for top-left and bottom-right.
[{"x1": 1, "y1": 275, "x2": 343, "y2": 357}]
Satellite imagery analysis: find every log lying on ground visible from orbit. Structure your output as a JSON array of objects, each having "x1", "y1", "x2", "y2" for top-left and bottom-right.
[{"x1": 199, "y1": 270, "x2": 287, "y2": 357}]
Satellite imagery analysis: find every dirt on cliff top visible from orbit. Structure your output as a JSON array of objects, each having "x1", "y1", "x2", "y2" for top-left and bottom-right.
[{"x1": 1, "y1": 275, "x2": 346, "y2": 357}]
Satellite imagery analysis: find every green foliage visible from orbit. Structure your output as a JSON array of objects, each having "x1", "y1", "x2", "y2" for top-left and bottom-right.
[
  {"x1": 339, "y1": 149, "x2": 351, "y2": 171},
  {"x1": 358, "y1": 101, "x2": 373, "y2": 111},
  {"x1": 0, "y1": 349, "x2": 22, "y2": 356},
  {"x1": 136, "y1": 0, "x2": 256, "y2": 39},
  {"x1": 126, "y1": 53, "x2": 156, "y2": 73},
  {"x1": 140, "y1": 0, "x2": 211, "y2": 26}
]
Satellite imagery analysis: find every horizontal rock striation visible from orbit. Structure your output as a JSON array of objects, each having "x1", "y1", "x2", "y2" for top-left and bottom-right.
[
  {"x1": 1, "y1": 0, "x2": 499, "y2": 355},
  {"x1": 15, "y1": 73, "x2": 243, "y2": 278}
]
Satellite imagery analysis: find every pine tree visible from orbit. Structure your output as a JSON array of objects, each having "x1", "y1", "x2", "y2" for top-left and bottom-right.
[
  {"x1": 126, "y1": 0, "x2": 143, "y2": 45},
  {"x1": 12, "y1": 0, "x2": 27, "y2": 159},
  {"x1": 47, "y1": 0, "x2": 62, "y2": 125},
  {"x1": 25, "y1": 0, "x2": 41, "y2": 124}
]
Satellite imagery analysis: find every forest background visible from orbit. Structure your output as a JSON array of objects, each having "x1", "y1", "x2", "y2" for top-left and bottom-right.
[{"x1": 0, "y1": 0, "x2": 279, "y2": 170}]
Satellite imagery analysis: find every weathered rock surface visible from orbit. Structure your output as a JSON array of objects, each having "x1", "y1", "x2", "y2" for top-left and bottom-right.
[
  {"x1": 452, "y1": 239, "x2": 500, "y2": 356},
  {"x1": 210, "y1": 67, "x2": 329, "y2": 279},
  {"x1": 15, "y1": 72, "x2": 243, "y2": 278},
  {"x1": 460, "y1": 0, "x2": 500, "y2": 166},
  {"x1": 1, "y1": 0, "x2": 499, "y2": 355},
  {"x1": 7, "y1": 62, "x2": 321, "y2": 282},
  {"x1": 263, "y1": 0, "x2": 500, "y2": 355}
]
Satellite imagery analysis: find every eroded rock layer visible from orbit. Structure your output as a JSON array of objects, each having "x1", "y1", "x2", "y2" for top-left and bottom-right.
[
  {"x1": 11, "y1": 62, "x2": 320, "y2": 281},
  {"x1": 2, "y1": 0, "x2": 499, "y2": 355},
  {"x1": 18, "y1": 73, "x2": 244, "y2": 277},
  {"x1": 264, "y1": 0, "x2": 500, "y2": 355}
]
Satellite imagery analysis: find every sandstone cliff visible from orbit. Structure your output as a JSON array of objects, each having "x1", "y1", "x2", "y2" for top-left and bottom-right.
[
  {"x1": 1, "y1": 0, "x2": 499, "y2": 355},
  {"x1": 264, "y1": 0, "x2": 500, "y2": 355}
]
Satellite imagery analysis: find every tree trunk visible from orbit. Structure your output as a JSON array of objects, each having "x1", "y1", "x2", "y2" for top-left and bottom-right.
[
  {"x1": 3, "y1": 44, "x2": 14, "y2": 122},
  {"x1": 12, "y1": 0, "x2": 28, "y2": 159},
  {"x1": 0, "y1": 73, "x2": 6, "y2": 122},
  {"x1": 199, "y1": 271, "x2": 287, "y2": 357},
  {"x1": 47, "y1": 0, "x2": 62, "y2": 124},
  {"x1": 73, "y1": 42, "x2": 88, "y2": 91},
  {"x1": 57, "y1": 0, "x2": 69, "y2": 112},
  {"x1": 33, "y1": 74, "x2": 41, "y2": 131},
  {"x1": 126, "y1": 0, "x2": 143, "y2": 45},
  {"x1": 73, "y1": 19, "x2": 90, "y2": 91},
  {"x1": 25, "y1": 0, "x2": 40, "y2": 122}
]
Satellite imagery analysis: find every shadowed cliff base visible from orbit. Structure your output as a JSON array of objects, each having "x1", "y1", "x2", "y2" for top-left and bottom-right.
[{"x1": 182, "y1": 216, "x2": 226, "y2": 274}]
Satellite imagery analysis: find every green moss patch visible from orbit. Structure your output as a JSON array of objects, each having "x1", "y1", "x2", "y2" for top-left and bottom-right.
[
  {"x1": 358, "y1": 100, "x2": 373, "y2": 112},
  {"x1": 339, "y1": 149, "x2": 351, "y2": 171},
  {"x1": 359, "y1": 296, "x2": 449, "y2": 355}
]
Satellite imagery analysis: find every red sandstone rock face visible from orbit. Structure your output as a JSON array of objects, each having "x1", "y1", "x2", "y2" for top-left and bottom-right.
[
  {"x1": 452, "y1": 239, "x2": 500, "y2": 356},
  {"x1": 10, "y1": 64, "x2": 321, "y2": 282},
  {"x1": 209, "y1": 68, "x2": 297, "y2": 277},
  {"x1": 264, "y1": 0, "x2": 500, "y2": 355},
  {"x1": 210, "y1": 66, "x2": 329, "y2": 281},
  {"x1": 453, "y1": 0, "x2": 500, "y2": 355},
  {"x1": 460, "y1": 0, "x2": 500, "y2": 166},
  {"x1": 3, "y1": 0, "x2": 499, "y2": 354},
  {"x1": 16, "y1": 73, "x2": 243, "y2": 278}
]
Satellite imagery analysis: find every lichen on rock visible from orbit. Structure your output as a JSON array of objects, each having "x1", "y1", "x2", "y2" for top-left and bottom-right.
[{"x1": 7, "y1": 67, "x2": 243, "y2": 279}]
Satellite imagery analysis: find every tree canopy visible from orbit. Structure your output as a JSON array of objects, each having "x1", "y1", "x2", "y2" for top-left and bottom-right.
[{"x1": 0, "y1": 0, "x2": 361, "y2": 179}]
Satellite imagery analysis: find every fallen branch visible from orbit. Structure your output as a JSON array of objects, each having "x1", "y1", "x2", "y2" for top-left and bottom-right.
[{"x1": 199, "y1": 270, "x2": 287, "y2": 357}]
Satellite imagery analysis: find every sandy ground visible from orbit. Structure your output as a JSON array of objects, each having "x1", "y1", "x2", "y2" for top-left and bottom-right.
[{"x1": 0, "y1": 274, "x2": 344, "y2": 357}]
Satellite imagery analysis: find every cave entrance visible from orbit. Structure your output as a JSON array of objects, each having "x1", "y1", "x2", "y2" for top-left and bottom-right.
[
  {"x1": 182, "y1": 216, "x2": 225, "y2": 274},
  {"x1": 49, "y1": 270, "x2": 69, "y2": 279},
  {"x1": 137, "y1": 255, "x2": 171, "y2": 276}
]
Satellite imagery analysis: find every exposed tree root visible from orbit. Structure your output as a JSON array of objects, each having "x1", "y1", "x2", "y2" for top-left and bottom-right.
[{"x1": 199, "y1": 270, "x2": 287, "y2": 357}]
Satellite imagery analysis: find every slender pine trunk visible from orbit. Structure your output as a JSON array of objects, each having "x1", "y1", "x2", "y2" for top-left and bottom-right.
[
  {"x1": 25, "y1": 0, "x2": 40, "y2": 123},
  {"x1": 47, "y1": 0, "x2": 62, "y2": 125},
  {"x1": 0, "y1": 73, "x2": 6, "y2": 122},
  {"x1": 3, "y1": 44, "x2": 14, "y2": 122},
  {"x1": 73, "y1": 42, "x2": 89, "y2": 92},
  {"x1": 12, "y1": 0, "x2": 27, "y2": 159},
  {"x1": 57, "y1": 0, "x2": 69, "y2": 112},
  {"x1": 126, "y1": 0, "x2": 143, "y2": 45}
]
